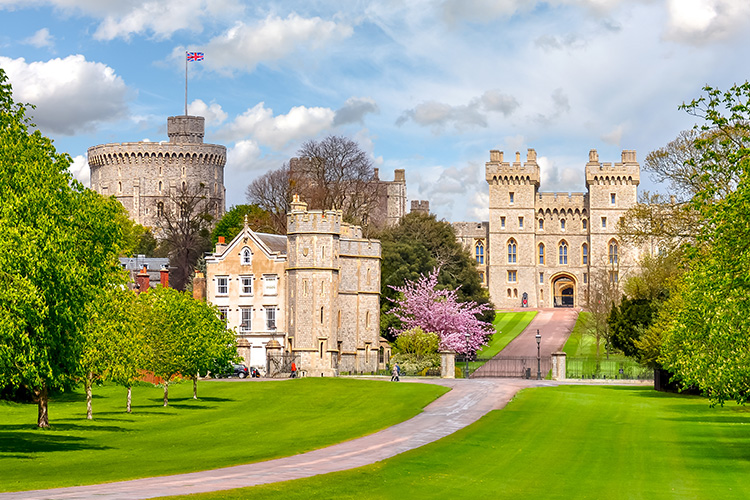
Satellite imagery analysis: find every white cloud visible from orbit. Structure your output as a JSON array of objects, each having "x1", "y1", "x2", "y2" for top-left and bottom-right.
[
  {"x1": 200, "y1": 14, "x2": 353, "y2": 73},
  {"x1": 226, "y1": 139, "x2": 261, "y2": 171},
  {"x1": 665, "y1": 0, "x2": 750, "y2": 43},
  {"x1": 537, "y1": 156, "x2": 584, "y2": 192},
  {"x1": 0, "y1": 55, "x2": 129, "y2": 135},
  {"x1": 220, "y1": 102, "x2": 335, "y2": 150},
  {"x1": 397, "y1": 90, "x2": 519, "y2": 132},
  {"x1": 24, "y1": 28, "x2": 54, "y2": 48},
  {"x1": 70, "y1": 154, "x2": 89, "y2": 187},
  {"x1": 601, "y1": 124, "x2": 624, "y2": 145},
  {"x1": 333, "y1": 97, "x2": 379, "y2": 126},
  {"x1": 187, "y1": 99, "x2": 227, "y2": 126}
]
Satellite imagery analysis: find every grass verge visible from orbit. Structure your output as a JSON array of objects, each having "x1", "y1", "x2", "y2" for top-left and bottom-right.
[
  {"x1": 0, "y1": 378, "x2": 447, "y2": 492},
  {"x1": 180, "y1": 385, "x2": 750, "y2": 500}
]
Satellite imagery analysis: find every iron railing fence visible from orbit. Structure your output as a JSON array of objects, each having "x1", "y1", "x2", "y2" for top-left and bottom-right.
[
  {"x1": 457, "y1": 356, "x2": 551, "y2": 379},
  {"x1": 566, "y1": 358, "x2": 653, "y2": 380}
]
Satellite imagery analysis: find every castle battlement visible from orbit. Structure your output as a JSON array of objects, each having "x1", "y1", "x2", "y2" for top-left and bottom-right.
[
  {"x1": 87, "y1": 142, "x2": 226, "y2": 167},
  {"x1": 536, "y1": 192, "x2": 588, "y2": 209},
  {"x1": 485, "y1": 149, "x2": 541, "y2": 185},
  {"x1": 585, "y1": 149, "x2": 640, "y2": 186}
]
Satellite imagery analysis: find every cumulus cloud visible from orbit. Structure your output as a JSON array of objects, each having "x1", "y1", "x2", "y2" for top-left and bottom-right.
[
  {"x1": 601, "y1": 124, "x2": 624, "y2": 145},
  {"x1": 0, "y1": 55, "x2": 129, "y2": 135},
  {"x1": 69, "y1": 154, "x2": 89, "y2": 187},
  {"x1": 397, "y1": 90, "x2": 519, "y2": 132},
  {"x1": 220, "y1": 102, "x2": 335, "y2": 150},
  {"x1": 664, "y1": 0, "x2": 750, "y2": 43},
  {"x1": 412, "y1": 162, "x2": 485, "y2": 219},
  {"x1": 24, "y1": 28, "x2": 54, "y2": 48},
  {"x1": 226, "y1": 139, "x2": 262, "y2": 171},
  {"x1": 534, "y1": 88, "x2": 571, "y2": 125},
  {"x1": 538, "y1": 156, "x2": 584, "y2": 192},
  {"x1": 197, "y1": 13, "x2": 353, "y2": 73},
  {"x1": 187, "y1": 99, "x2": 227, "y2": 126},
  {"x1": 333, "y1": 97, "x2": 379, "y2": 126}
]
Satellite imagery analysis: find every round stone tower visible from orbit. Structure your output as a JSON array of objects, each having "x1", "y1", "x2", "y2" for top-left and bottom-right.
[{"x1": 88, "y1": 115, "x2": 226, "y2": 229}]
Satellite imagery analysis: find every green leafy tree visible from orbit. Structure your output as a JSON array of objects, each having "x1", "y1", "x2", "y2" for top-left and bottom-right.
[
  {"x1": 377, "y1": 212, "x2": 493, "y2": 339},
  {"x1": 0, "y1": 69, "x2": 125, "y2": 427},
  {"x1": 211, "y1": 204, "x2": 275, "y2": 245},
  {"x1": 117, "y1": 212, "x2": 158, "y2": 257},
  {"x1": 390, "y1": 327, "x2": 440, "y2": 374},
  {"x1": 140, "y1": 287, "x2": 236, "y2": 405},
  {"x1": 656, "y1": 82, "x2": 750, "y2": 405}
]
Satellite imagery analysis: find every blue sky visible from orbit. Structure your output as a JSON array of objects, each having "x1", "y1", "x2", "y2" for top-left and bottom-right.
[{"x1": 1, "y1": 0, "x2": 749, "y2": 222}]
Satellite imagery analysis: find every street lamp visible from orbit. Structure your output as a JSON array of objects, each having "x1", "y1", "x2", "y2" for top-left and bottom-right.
[
  {"x1": 464, "y1": 332, "x2": 471, "y2": 379},
  {"x1": 535, "y1": 330, "x2": 542, "y2": 380}
]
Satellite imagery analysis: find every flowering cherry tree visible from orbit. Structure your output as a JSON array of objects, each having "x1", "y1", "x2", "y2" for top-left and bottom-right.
[{"x1": 388, "y1": 268, "x2": 494, "y2": 354}]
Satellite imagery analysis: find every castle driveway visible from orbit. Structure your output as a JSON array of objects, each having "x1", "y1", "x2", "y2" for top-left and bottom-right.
[{"x1": 0, "y1": 378, "x2": 552, "y2": 500}]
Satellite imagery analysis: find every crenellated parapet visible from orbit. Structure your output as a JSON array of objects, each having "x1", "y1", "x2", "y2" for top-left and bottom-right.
[
  {"x1": 87, "y1": 142, "x2": 226, "y2": 168},
  {"x1": 536, "y1": 192, "x2": 588, "y2": 212},
  {"x1": 585, "y1": 149, "x2": 640, "y2": 187},
  {"x1": 485, "y1": 149, "x2": 541, "y2": 186}
]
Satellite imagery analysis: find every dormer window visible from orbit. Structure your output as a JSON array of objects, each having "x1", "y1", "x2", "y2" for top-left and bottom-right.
[{"x1": 241, "y1": 248, "x2": 252, "y2": 265}]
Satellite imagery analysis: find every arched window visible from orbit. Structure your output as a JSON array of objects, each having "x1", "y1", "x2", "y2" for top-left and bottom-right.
[
  {"x1": 158, "y1": 180, "x2": 163, "y2": 192},
  {"x1": 609, "y1": 240, "x2": 618, "y2": 265},
  {"x1": 241, "y1": 248, "x2": 252, "y2": 265},
  {"x1": 539, "y1": 219, "x2": 544, "y2": 230},
  {"x1": 157, "y1": 202, "x2": 164, "y2": 217},
  {"x1": 475, "y1": 241, "x2": 484, "y2": 264},
  {"x1": 559, "y1": 241, "x2": 568, "y2": 265},
  {"x1": 582, "y1": 243, "x2": 588, "y2": 265},
  {"x1": 320, "y1": 306, "x2": 324, "y2": 324},
  {"x1": 507, "y1": 239, "x2": 517, "y2": 264},
  {"x1": 561, "y1": 219, "x2": 566, "y2": 230},
  {"x1": 538, "y1": 243, "x2": 545, "y2": 265}
]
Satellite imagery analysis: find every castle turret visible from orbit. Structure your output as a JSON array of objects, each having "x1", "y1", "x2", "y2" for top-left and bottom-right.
[{"x1": 88, "y1": 115, "x2": 226, "y2": 228}]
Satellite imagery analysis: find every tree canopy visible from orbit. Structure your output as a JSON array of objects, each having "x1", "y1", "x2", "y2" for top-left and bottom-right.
[
  {"x1": 211, "y1": 204, "x2": 275, "y2": 245},
  {"x1": 0, "y1": 68, "x2": 126, "y2": 427}
]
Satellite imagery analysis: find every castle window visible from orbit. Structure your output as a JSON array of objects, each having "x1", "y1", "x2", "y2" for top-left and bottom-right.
[
  {"x1": 582, "y1": 219, "x2": 588, "y2": 230},
  {"x1": 500, "y1": 216, "x2": 506, "y2": 229},
  {"x1": 609, "y1": 271, "x2": 619, "y2": 284},
  {"x1": 240, "y1": 308, "x2": 252, "y2": 333},
  {"x1": 182, "y1": 166, "x2": 186, "y2": 177},
  {"x1": 583, "y1": 273, "x2": 588, "y2": 284},
  {"x1": 266, "y1": 308, "x2": 276, "y2": 331},
  {"x1": 242, "y1": 248, "x2": 252, "y2": 265},
  {"x1": 240, "y1": 276, "x2": 253, "y2": 295},
  {"x1": 539, "y1": 219, "x2": 544, "y2": 230},
  {"x1": 475, "y1": 241, "x2": 484, "y2": 264},
  {"x1": 218, "y1": 307, "x2": 228, "y2": 325},
  {"x1": 507, "y1": 270, "x2": 517, "y2": 283},
  {"x1": 558, "y1": 241, "x2": 568, "y2": 265},
  {"x1": 513, "y1": 288, "x2": 518, "y2": 298},
  {"x1": 509, "y1": 192, "x2": 514, "y2": 204},
  {"x1": 611, "y1": 193, "x2": 616, "y2": 205},
  {"x1": 338, "y1": 310, "x2": 341, "y2": 328},
  {"x1": 507, "y1": 239, "x2": 517, "y2": 264},
  {"x1": 519, "y1": 217, "x2": 524, "y2": 229},
  {"x1": 319, "y1": 341, "x2": 324, "y2": 359},
  {"x1": 601, "y1": 217, "x2": 607, "y2": 228},
  {"x1": 366, "y1": 268, "x2": 371, "y2": 284},
  {"x1": 561, "y1": 219, "x2": 566, "y2": 230},
  {"x1": 538, "y1": 243, "x2": 545, "y2": 265},
  {"x1": 582, "y1": 243, "x2": 589, "y2": 265},
  {"x1": 507, "y1": 288, "x2": 512, "y2": 298},
  {"x1": 320, "y1": 306, "x2": 324, "y2": 324},
  {"x1": 366, "y1": 311, "x2": 371, "y2": 328},
  {"x1": 216, "y1": 276, "x2": 228, "y2": 295},
  {"x1": 303, "y1": 280, "x2": 308, "y2": 297},
  {"x1": 479, "y1": 271, "x2": 485, "y2": 283},
  {"x1": 180, "y1": 202, "x2": 187, "y2": 218},
  {"x1": 609, "y1": 240, "x2": 618, "y2": 265},
  {"x1": 157, "y1": 202, "x2": 164, "y2": 217},
  {"x1": 539, "y1": 272, "x2": 544, "y2": 284},
  {"x1": 263, "y1": 274, "x2": 278, "y2": 296},
  {"x1": 118, "y1": 181, "x2": 122, "y2": 193},
  {"x1": 158, "y1": 181, "x2": 163, "y2": 193}
]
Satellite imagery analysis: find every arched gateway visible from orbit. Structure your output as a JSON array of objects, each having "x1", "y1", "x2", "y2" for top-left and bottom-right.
[{"x1": 552, "y1": 274, "x2": 576, "y2": 308}]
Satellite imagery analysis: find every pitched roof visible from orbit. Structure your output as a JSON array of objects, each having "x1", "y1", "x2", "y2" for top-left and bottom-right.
[{"x1": 256, "y1": 232, "x2": 287, "y2": 255}]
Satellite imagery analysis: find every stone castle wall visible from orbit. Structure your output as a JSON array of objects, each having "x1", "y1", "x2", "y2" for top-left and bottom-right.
[{"x1": 88, "y1": 115, "x2": 226, "y2": 228}]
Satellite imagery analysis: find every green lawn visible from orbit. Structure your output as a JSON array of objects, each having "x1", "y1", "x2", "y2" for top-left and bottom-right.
[
  {"x1": 181, "y1": 385, "x2": 750, "y2": 500},
  {"x1": 477, "y1": 310, "x2": 538, "y2": 358},
  {"x1": 0, "y1": 378, "x2": 447, "y2": 492}
]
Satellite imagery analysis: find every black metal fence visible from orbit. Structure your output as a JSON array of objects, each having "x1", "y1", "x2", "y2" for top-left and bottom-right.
[
  {"x1": 566, "y1": 358, "x2": 653, "y2": 380},
  {"x1": 457, "y1": 356, "x2": 551, "y2": 379},
  {"x1": 266, "y1": 353, "x2": 299, "y2": 378}
]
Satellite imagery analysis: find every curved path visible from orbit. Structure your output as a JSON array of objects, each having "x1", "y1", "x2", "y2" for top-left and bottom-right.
[
  {"x1": 1, "y1": 378, "x2": 556, "y2": 500},
  {"x1": 498, "y1": 308, "x2": 579, "y2": 358}
]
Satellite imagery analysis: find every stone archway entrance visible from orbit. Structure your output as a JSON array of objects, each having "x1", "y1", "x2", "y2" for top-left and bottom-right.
[{"x1": 552, "y1": 274, "x2": 576, "y2": 308}]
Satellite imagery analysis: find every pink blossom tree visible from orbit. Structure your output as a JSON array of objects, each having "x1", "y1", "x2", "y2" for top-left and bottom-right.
[{"x1": 388, "y1": 268, "x2": 495, "y2": 354}]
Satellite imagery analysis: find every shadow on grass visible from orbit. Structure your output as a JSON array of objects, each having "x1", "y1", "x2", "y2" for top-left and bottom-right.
[{"x1": 0, "y1": 431, "x2": 112, "y2": 454}]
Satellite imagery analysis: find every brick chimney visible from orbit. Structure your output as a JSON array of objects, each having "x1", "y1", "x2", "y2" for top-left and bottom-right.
[
  {"x1": 215, "y1": 236, "x2": 227, "y2": 255},
  {"x1": 193, "y1": 271, "x2": 206, "y2": 301},
  {"x1": 136, "y1": 265, "x2": 150, "y2": 293},
  {"x1": 159, "y1": 265, "x2": 169, "y2": 288}
]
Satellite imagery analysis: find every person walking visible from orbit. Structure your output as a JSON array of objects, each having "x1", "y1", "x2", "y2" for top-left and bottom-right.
[
  {"x1": 291, "y1": 362, "x2": 297, "y2": 378},
  {"x1": 391, "y1": 363, "x2": 400, "y2": 382}
]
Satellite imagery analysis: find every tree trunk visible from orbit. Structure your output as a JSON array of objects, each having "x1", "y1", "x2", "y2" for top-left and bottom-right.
[
  {"x1": 126, "y1": 386, "x2": 132, "y2": 413},
  {"x1": 193, "y1": 376, "x2": 198, "y2": 400},
  {"x1": 36, "y1": 383, "x2": 50, "y2": 428},
  {"x1": 163, "y1": 382, "x2": 169, "y2": 407},
  {"x1": 86, "y1": 371, "x2": 93, "y2": 420}
]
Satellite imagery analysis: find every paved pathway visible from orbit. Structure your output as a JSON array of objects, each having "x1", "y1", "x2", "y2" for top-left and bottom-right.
[
  {"x1": 496, "y1": 308, "x2": 579, "y2": 358},
  {"x1": 0, "y1": 378, "x2": 555, "y2": 500}
]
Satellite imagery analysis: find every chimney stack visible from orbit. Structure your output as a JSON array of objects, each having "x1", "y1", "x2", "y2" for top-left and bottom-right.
[
  {"x1": 160, "y1": 265, "x2": 169, "y2": 288},
  {"x1": 136, "y1": 265, "x2": 150, "y2": 294}
]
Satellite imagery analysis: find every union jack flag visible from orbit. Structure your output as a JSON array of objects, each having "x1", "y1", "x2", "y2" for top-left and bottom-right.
[{"x1": 186, "y1": 52, "x2": 204, "y2": 62}]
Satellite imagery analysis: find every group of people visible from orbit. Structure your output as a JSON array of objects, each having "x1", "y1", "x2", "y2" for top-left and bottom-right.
[{"x1": 391, "y1": 363, "x2": 401, "y2": 382}]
